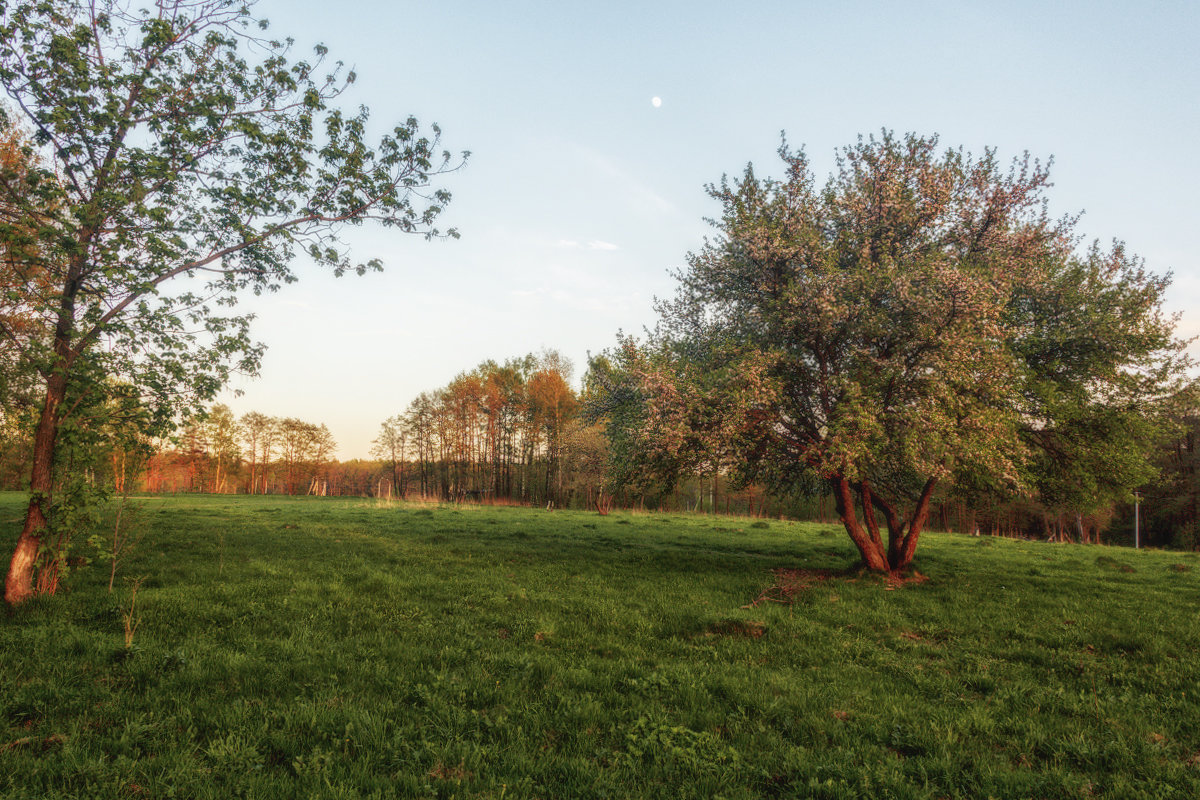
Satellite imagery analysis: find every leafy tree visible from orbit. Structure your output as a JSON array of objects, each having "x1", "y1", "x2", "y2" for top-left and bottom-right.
[
  {"x1": 371, "y1": 414, "x2": 409, "y2": 498},
  {"x1": 380, "y1": 352, "x2": 583, "y2": 506},
  {"x1": 239, "y1": 410, "x2": 276, "y2": 494},
  {"x1": 528, "y1": 354, "x2": 577, "y2": 504},
  {"x1": 0, "y1": 108, "x2": 45, "y2": 483},
  {"x1": 649, "y1": 132, "x2": 1190, "y2": 572},
  {"x1": 1131, "y1": 395, "x2": 1200, "y2": 549},
  {"x1": 204, "y1": 403, "x2": 240, "y2": 493},
  {"x1": 584, "y1": 339, "x2": 686, "y2": 500},
  {"x1": 276, "y1": 417, "x2": 335, "y2": 495},
  {"x1": 0, "y1": 0, "x2": 464, "y2": 604}
]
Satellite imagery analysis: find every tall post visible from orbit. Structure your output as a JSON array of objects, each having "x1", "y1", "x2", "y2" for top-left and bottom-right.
[{"x1": 1134, "y1": 491, "x2": 1140, "y2": 549}]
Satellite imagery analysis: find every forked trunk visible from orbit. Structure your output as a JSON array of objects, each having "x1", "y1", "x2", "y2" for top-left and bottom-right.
[
  {"x1": 830, "y1": 477, "x2": 890, "y2": 572},
  {"x1": 831, "y1": 475, "x2": 938, "y2": 574}
]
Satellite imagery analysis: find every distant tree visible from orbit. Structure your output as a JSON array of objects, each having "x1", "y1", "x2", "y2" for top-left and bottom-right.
[
  {"x1": 1, "y1": 0, "x2": 464, "y2": 604},
  {"x1": 379, "y1": 352, "x2": 581, "y2": 506},
  {"x1": 404, "y1": 392, "x2": 437, "y2": 498},
  {"x1": 276, "y1": 418, "x2": 307, "y2": 495},
  {"x1": 1135, "y1": 397, "x2": 1200, "y2": 548},
  {"x1": 205, "y1": 404, "x2": 241, "y2": 493},
  {"x1": 444, "y1": 371, "x2": 485, "y2": 499},
  {"x1": 239, "y1": 411, "x2": 276, "y2": 495},
  {"x1": 648, "y1": 132, "x2": 1191, "y2": 572},
  {"x1": 528, "y1": 354, "x2": 578, "y2": 505},
  {"x1": 371, "y1": 415, "x2": 409, "y2": 498},
  {"x1": 306, "y1": 423, "x2": 336, "y2": 495},
  {"x1": 0, "y1": 110, "x2": 45, "y2": 487},
  {"x1": 584, "y1": 338, "x2": 731, "y2": 506},
  {"x1": 482, "y1": 359, "x2": 528, "y2": 498}
]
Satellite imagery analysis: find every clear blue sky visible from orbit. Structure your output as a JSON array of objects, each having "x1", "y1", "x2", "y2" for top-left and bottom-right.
[{"x1": 219, "y1": 0, "x2": 1200, "y2": 458}]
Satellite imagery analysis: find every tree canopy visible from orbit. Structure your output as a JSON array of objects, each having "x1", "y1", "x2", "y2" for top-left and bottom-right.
[
  {"x1": 1, "y1": 0, "x2": 465, "y2": 604},
  {"x1": 619, "y1": 132, "x2": 1191, "y2": 572}
]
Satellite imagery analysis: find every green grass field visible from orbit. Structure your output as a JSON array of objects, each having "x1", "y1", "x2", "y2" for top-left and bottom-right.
[{"x1": 2, "y1": 492, "x2": 1199, "y2": 799}]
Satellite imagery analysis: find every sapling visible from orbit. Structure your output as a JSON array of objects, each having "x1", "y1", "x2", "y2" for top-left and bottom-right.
[{"x1": 122, "y1": 576, "x2": 145, "y2": 649}]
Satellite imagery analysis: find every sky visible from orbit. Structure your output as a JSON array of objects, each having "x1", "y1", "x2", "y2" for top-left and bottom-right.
[{"x1": 217, "y1": 0, "x2": 1200, "y2": 459}]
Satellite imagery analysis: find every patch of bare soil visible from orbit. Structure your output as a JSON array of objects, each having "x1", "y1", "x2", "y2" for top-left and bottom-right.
[
  {"x1": 744, "y1": 566, "x2": 928, "y2": 607},
  {"x1": 704, "y1": 619, "x2": 766, "y2": 638},
  {"x1": 429, "y1": 761, "x2": 472, "y2": 781}
]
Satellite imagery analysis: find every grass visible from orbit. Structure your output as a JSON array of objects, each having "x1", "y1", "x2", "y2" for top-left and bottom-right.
[{"x1": 1, "y1": 492, "x2": 1199, "y2": 799}]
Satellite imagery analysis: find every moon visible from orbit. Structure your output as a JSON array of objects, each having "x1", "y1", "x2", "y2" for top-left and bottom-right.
[{"x1": 651, "y1": 96, "x2": 662, "y2": 108}]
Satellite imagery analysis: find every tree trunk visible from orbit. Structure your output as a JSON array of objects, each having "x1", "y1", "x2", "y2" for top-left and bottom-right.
[
  {"x1": 893, "y1": 479, "x2": 936, "y2": 569},
  {"x1": 857, "y1": 481, "x2": 886, "y2": 554},
  {"x1": 830, "y1": 477, "x2": 889, "y2": 571},
  {"x1": 6, "y1": 374, "x2": 67, "y2": 605}
]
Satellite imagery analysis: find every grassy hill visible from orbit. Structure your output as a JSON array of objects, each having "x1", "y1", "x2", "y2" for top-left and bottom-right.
[{"x1": 2, "y1": 493, "x2": 1199, "y2": 798}]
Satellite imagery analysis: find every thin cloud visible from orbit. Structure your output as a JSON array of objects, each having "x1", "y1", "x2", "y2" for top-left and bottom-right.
[
  {"x1": 550, "y1": 238, "x2": 620, "y2": 251},
  {"x1": 573, "y1": 144, "x2": 680, "y2": 217}
]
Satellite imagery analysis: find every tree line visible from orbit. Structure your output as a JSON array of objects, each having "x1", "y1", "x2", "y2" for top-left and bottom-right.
[{"x1": 371, "y1": 351, "x2": 595, "y2": 506}]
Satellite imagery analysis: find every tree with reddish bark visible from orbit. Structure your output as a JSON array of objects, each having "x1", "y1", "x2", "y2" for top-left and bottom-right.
[
  {"x1": 1, "y1": 0, "x2": 464, "y2": 605},
  {"x1": 644, "y1": 132, "x2": 1189, "y2": 572}
]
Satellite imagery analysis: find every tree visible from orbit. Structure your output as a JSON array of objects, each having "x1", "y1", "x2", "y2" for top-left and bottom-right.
[
  {"x1": 649, "y1": 132, "x2": 1190, "y2": 572},
  {"x1": 0, "y1": 109, "x2": 48, "y2": 485},
  {"x1": 528, "y1": 353, "x2": 578, "y2": 505},
  {"x1": 371, "y1": 414, "x2": 408, "y2": 498},
  {"x1": 1130, "y1": 393, "x2": 1200, "y2": 549},
  {"x1": 1, "y1": 0, "x2": 465, "y2": 604},
  {"x1": 204, "y1": 403, "x2": 240, "y2": 493},
  {"x1": 585, "y1": 333, "x2": 760, "y2": 513},
  {"x1": 239, "y1": 410, "x2": 275, "y2": 494}
]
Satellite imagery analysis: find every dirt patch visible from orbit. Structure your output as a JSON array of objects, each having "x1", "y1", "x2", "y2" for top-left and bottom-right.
[
  {"x1": 2, "y1": 733, "x2": 66, "y2": 753},
  {"x1": 744, "y1": 567, "x2": 928, "y2": 607},
  {"x1": 883, "y1": 571, "x2": 930, "y2": 590},
  {"x1": 705, "y1": 619, "x2": 766, "y2": 638},
  {"x1": 429, "y1": 761, "x2": 471, "y2": 781},
  {"x1": 744, "y1": 568, "x2": 840, "y2": 607}
]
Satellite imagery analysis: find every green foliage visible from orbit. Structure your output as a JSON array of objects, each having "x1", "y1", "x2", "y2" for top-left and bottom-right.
[
  {"x1": 0, "y1": 0, "x2": 462, "y2": 407},
  {"x1": 584, "y1": 338, "x2": 679, "y2": 496},
  {"x1": 634, "y1": 130, "x2": 1192, "y2": 569},
  {"x1": 2, "y1": 493, "x2": 1199, "y2": 797},
  {"x1": 1128, "y1": 401, "x2": 1200, "y2": 549},
  {"x1": 1, "y1": 0, "x2": 463, "y2": 600}
]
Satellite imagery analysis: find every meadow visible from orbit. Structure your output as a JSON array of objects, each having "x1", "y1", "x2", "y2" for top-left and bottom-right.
[{"x1": 2, "y1": 492, "x2": 1199, "y2": 799}]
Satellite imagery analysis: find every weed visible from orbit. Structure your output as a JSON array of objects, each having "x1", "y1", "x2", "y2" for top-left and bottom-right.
[
  {"x1": 622, "y1": 714, "x2": 740, "y2": 773},
  {"x1": 121, "y1": 576, "x2": 145, "y2": 649}
]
